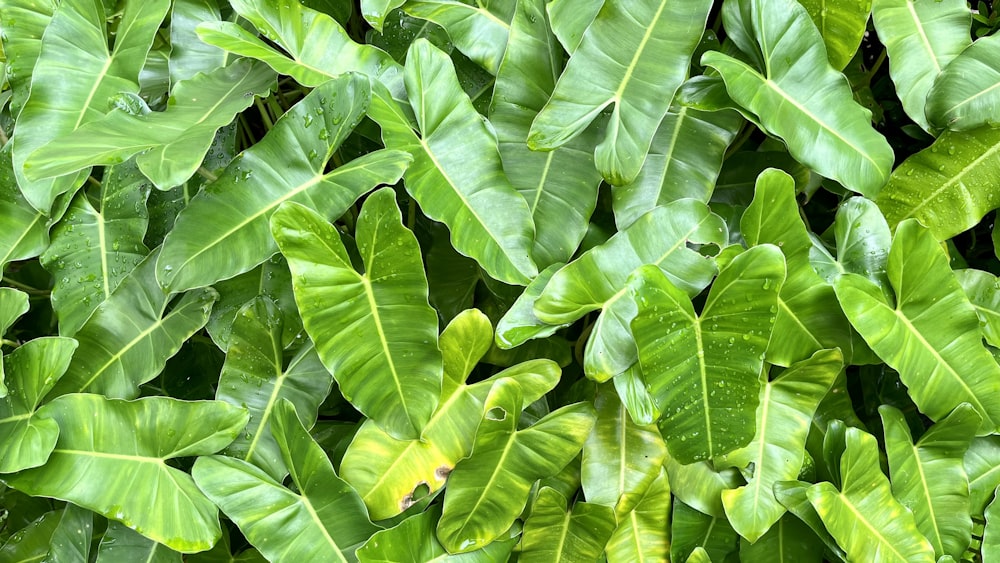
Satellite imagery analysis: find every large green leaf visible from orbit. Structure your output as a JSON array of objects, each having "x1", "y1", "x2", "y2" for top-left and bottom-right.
[
  {"x1": 773, "y1": 481, "x2": 847, "y2": 561},
  {"x1": 0, "y1": 146, "x2": 64, "y2": 272},
  {"x1": 581, "y1": 384, "x2": 667, "y2": 516},
  {"x1": 797, "y1": 0, "x2": 872, "y2": 70},
  {"x1": 807, "y1": 427, "x2": 935, "y2": 562},
  {"x1": 436, "y1": 379, "x2": 596, "y2": 553},
  {"x1": 360, "y1": 0, "x2": 406, "y2": 32},
  {"x1": 95, "y1": 521, "x2": 182, "y2": 563},
  {"x1": 880, "y1": 404, "x2": 979, "y2": 559},
  {"x1": 157, "y1": 74, "x2": 411, "y2": 292},
  {"x1": 871, "y1": 0, "x2": 970, "y2": 133},
  {"x1": 168, "y1": 0, "x2": 228, "y2": 85},
  {"x1": 742, "y1": 169, "x2": 853, "y2": 365},
  {"x1": 0, "y1": 287, "x2": 31, "y2": 395},
  {"x1": 24, "y1": 60, "x2": 275, "y2": 190},
  {"x1": 956, "y1": 269, "x2": 1000, "y2": 348},
  {"x1": 216, "y1": 297, "x2": 332, "y2": 481},
  {"x1": 528, "y1": 0, "x2": 713, "y2": 185},
  {"x1": 495, "y1": 263, "x2": 566, "y2": 349},
  {"x1": 0, "y1": 337, "x2": 76, "y2": 473},
  {"x1": 612, "y1": 105, "x2": 742, "y2": 229},
  {"x1": 834, "y1": 220, "x2": 1000, "y2": 432},
  {"x1": 966, "y1": 436, "x2": 1000, "y2": 516},
  {"x1": 810, "y1": 196, "x2": 891, "y2": 291},
  {"x1": 704, "y1": 0, "x2": 894, "y2": 197},
  {"x1": 630, "y1": 245, "x2": 786, "y2": 463},
  {"x1": 3, "y1": 394, "x2": 248, "y2": 553},
  {"x1": 545, "y1": 0, "x2": 603, "y2": 53},
  {"x1": 271, "y1": 189, "x2": 442, "y2": 440},
  {"x1": 40, "y1": 161, "x2": 150, "y2": 337},
  {"x1": 339, "y1": 309, "x2": 561, "y2": 520},
  {"x1": 192, "y1": 400, "x2": 377, "y2": 562},
  {"x1": 519, "y1": 487, "x2": 616, "y2": 562},
  {"x1": 0, "y1": 0, "x2": 55, "y2": 117},
  {"x1": 10, "y1": 0, "x2": 169, "y2": 212},
  {"x1": 48, "y1": 250, "x2": 217, "y2": 399},
  {"x1": 195, "y1": 0, "x2": 405, "y2": 103},
  {"x1": 368, "y1": 39, "x2": 537, "y2": 285},
  {"x1": 402, "y1": 0, "x2": 512, "y2": 74},
  {"x1": 671, "y1": 499, "x2": 739, "y2": 562},
  {"x1": 534, "y1": 200, "x2": 727, "y2": 380},
  {"x1": 604, "y1": 468, "x2": 670, "y2": 563},
  {"x1": 739, "y1": 514, "x2": 825, "y2": 562},
  {"x1": 490, "y1": 0, "x2": 601, "y2": 268},
  {"x1": 985, "y1": 486, "x2": 1000, "y2": 562},
  {"x1": 876, "y1": 126, "x2": 1000, "y2": 241},
  {"x1": 44, "y1": 503, "x2": 94, "y2": 563},
  {"x1": 0, "y1": 510, "x2": 61, "y2": 562},
  {"x1": 718, "y1": 349, "x2": 841, "y2": 542},
  {"x1": 926, "y1": 34, "x2": 1000, "y2": 131}
]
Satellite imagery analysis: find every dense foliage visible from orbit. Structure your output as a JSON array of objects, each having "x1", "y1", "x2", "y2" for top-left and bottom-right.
[{"x1": 2, "y1": 0, "x2": 1000, "y2": 560}]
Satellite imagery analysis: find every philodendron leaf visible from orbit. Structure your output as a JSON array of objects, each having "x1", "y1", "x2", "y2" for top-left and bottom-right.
[
  {"x1": 0, "y1": 287, "x2": 31, "y2": 395},
  {"x1": 436, "y1": 379, "x2": 596, "y2": 553},
  {"x1": 193, "y1": 400, "x2": 378, "y2": 562},
  {"x1": 871, "y1": 0, "x2": 970, "y2": 133},
  {"x1": 604, "y1": 468, "x2": 670, "y2": 563},
  {"x1": 704, "y1": 0, "x2": 894, "y2": 197},
  {"x1": 956, "y1": 269, "x2": 1000, "y2": 348},
  {"x1": 718, "y1": 349, "x2": 842, "y2": 542},
  {"x1": 925, "y1": 33, "x2": 1000, "y2": 132},
  {"x1": 45, "y1": 503, "x2": 94, "y2": 562},
  {"x1": 216, "y1": 297, "x2": 333, "y2": 481},
  {"x1": 671, "y1": 499, "x2": 739, "y2": 562},
  {"x1": 545, "y1": 0, "x2": 603, "y2": 54},
  {"x1": 95, "y1": 521, "x2": 182, "y2": 563},
  {"x1": 402, "y1": 0, "x2": 513, "y2": 74},
  {"x1": 271, "y1": 190, "x2": 442, "y2": 440},
  {"x1": 807, "y1": 427, "x2": 935, "y2": 562},
  {"x1": 40, "y1": 161, "x2": 151, "y2": 337},
  {"x1": 0, "y1": 337, "x2": 76, "y2": 473},
  {"x1": 797, "y1": 0, "x2": 872, "y2": 70},
  {"x1": 3, "y1": 394, "x2": 248, "y2": 553},
  {"x1": 0, "y1": 510, "x2": 62, "y2": 562},
  {"x1": 834, "y1": 220, "x2": 1000, "y2": 432},
  {"x1": 24, "y1": 59, "x2": 276, "y2": 190},
  {"x1": 773, "y1": 481, "x2": 847, "y2": 561},
  {"x1": 739, "y1": 514, "x2": 825, "y2": 563},
  {"x1": 880, "y1": 404, "x2": 979, "y2": 559},
  {"x1": 205, "y1": 255, "x2": 300, "y2": 352},
  {"x1": 528, "y1": 0, "x2": 713, "y2": 185},
  {"x1": 48, "y1": 250, "x2": 217, "y2": 399},
  {"x1": 369, "y1": 39, "x2": 538, "y2": 285},
  {"x1": 491, "y1": 0, "x2": 602, "y2": 268},
  {"x1": 533, "y1": 200, "x2": 727, "y2": 380},
  {"x1": 340, "y1": 309, "x2": 561, "y2": 520},
  {"x1": 158, "y1": 74, "x2": 411, "y2": 292},
  {"x1": 965, "y1": 436, "x2": 1000, "y2": 517},
  {"x1": 581, "y1": 383, "x2": 667, "y2": 516},
  {"x1": 986, "y1": 486, "x2": 1000, "y2": 562},
  {"x1": 630, "y1": 245, "x2": 786, "y2": 463},
  {"x1": 811, "y1": 196, "x2": 891, "y2": 291},
  {"x1": 168, "y1": 0, "x2": 227, "y2": 85},
  {"x1": 495, "y1": 263, "x2": 566, "y2": 349},
  {"x1": 10, "y1": 0, "x2": 170, "y2": 213},
  {"x1": 0, "y1": 0, "x2": 56, "y2": 118},
  {"x1": 0, "y1": 146, "x2": 64, "y2": 272},
  {"x1": 519, "y1": 487, "x2": 616, "y2": 562},
  {"x1": 360, "y1": 0, "x2": 406, "y2": 32},
  {"x1": 196, "y1": 0, "x2": 405, "y2": 102},
  {"x1": 876, "y1": 126, "x2": 1000, "y2": 241}
]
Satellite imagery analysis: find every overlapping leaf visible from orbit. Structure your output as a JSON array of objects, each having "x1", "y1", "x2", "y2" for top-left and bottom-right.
[
  {"x1": 528, "y1": 0, "x2": 713, "y2": 185},
  {"x1": 168, "y1": 0, "x2": 228, "y2": 85},
  {"x1": 403, "y1": 0, "x2": 513, "y2": 74},
  {"x1": 518, "y1": 487, "x2": 616, "y2": 562},
  {"x1": 157, "y1": 74, "x2": 411, "y2": 292},
  {"x1": 604, "y1": 468, "x2": 670, "y2": 563},
  {"x1": 0, "y1": 287, "x2": 31, "y2": 395},
  {"x1": 925, "y1": 23, "x2": 1000, "y2": 131},
  {"x1": 798, "y1": 0, "x2": 872, "y2": 70},
  {"x1": 95, "y1": 521, "x2": 181, "y2": 563},
  {"x1": 271, "y1": 189, "x2": 442, "y2": 440},
  {"x1": 3, "y1": 394, "x2": 248, "y2": 553}
]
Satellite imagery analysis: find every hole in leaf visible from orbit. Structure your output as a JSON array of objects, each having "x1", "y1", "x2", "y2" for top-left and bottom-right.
[{"x1": 486, "y1": 407, "x2": 507, "y2": 421}]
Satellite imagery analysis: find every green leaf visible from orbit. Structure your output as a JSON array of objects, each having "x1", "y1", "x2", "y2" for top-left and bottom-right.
[
  {"x1": 271, "y1": 189, "x2": 442, "y2": 440},
  {"x1": 49, "y1": 250, "x2": 217, "y2": 399},
  {"x1": 927, "y1": 23, "x2": 1000, "y2": 132},
  {"x1": 0, "y1": 286, "x2": 31, "y2": 395},
  {"x1": 528, "y1": 0, "x2": 714, "y2": 185},
  {"x1": 773, "y1": 480, "x2": 847, "y2": 561},
  {"x1": 340, "y1": 309, "x2": 561, "y2": 520},
  {"x1": 25, "y1": 59, "x2": 276, "y2": 190},
  {"x1": 519, "y1": 487, "x2": 616, "y2": 562},
  {"x1": 10, "y1": 0, "x2": 170, "y2": 212},
  {"x1": 216, "y1": 297, "x2": 333, "y2": 481},
  {"x1": 490, "y1": 0, "x2": 602, "y2": 268},
  {"x1": 0, "y1": 0, "x2": 56, "y2": 117},
  {"x1": 797, "y1": 0, "x2": 872, "y2": 70},
  {"x1": 871, "y1": 0, "x2": 970, "y2": 132},
  {"x1": 168, "y1": 0, "x2": 228, "y2": 85},
  {"x1": 44, "y1": 503, "x2": 93, "y2": 563},
  {"x1": 196, "y1": 0, "x2": 405, "y2": 102},
  {"x1": 704, "y1": 0, "x2": 894, "y2": 197},
  {"x1": 0, "y1": 510, "x2": 61, "y2": 562},
  {"x1": 742, "y1": 169, "x2": 853, "y2": 365},
  {"x1": 40, "y1": 161, "x2": 151, "y2": 337},
  {"x1": 192, "y1": 400, "x2": 377, "y2": 562},
  {"x1": 665, "y1": 451, "x2": 743, "y2": 518},
  {"x1": 0, "y1": 337, "x2": 76, "y2": 473},
  {"x1": 966, "y1": 436, "x2": 1000, "y2": 517},
  {"x1": 671, "y1": 499, "x2": 738, "y2": 563},
  {"x1": 436, "y1": 379, "x2": 596, "y2": 553},
  {"x1": 368, "y1": 39, "x2": 538, "y2": 285},
  {"x1": 545, "y1": 0, "x2": 603, "y2": 54},
  {"x1": 719, "y1": 349, "x2": 842, "y2": 542},
  {"x1": 534, "y1": 200, "x2": 727, "y2": 380},
  {"x1": 3, "y1": 394, "x2": 248, "y2": 553},
  {"x1": 495, "y1": 263, "x2": 566, "y2": 349},
  {"x1": 604, "y1": 468, "x2": 670, "y2": 563},
  {"x1": 402, "y1": 0, "x2": 512, "y2": 74},
  {"x1": 157, "y1": 74, "x2": 411, "y2": 292},
  {"x1": 956, "y1": 269, "x2": 1000, "y2": 348},
  {"x1": 360, "y1": 0, "x2": 406, "y2": 32},
  {"x1": 630, "y1": 245, "x2": 786, "y2": 462},
  {"x1": 807, "y1": 427, "x2": 935, "y2": 562},
  {"x1": 356, "y1": 504, "x2": 516, "y2": 562},
  {"x1": 986, "y1": 486, "x2": 1000, "y2": 561},
  {"x1": 581, "y1": 384, "x2": 667, "y2": 515},
  {"x1": 95, "y1": 521, "x2": 182, "y2": 563},
  {"x1": 811, "y1": 196, "x2": 891, "y2": 291},
  {"x1": 880, "y1": 404, "x2": 979, "y2": 559},
  {"x1": 739, "y1": 514, "x2": 825, "y2": 562},
  {"x1": 876, "y1": 126, "x2": 1000, "y2": 241},
  {"x1": 612, "y1": 106, "x2": 742, "y2": 229},
  {"x1": 0, "y1": 146, "x2": 64, "y2": 273},
  {"x1": 834, "y1": 220, "x2": 1000, "y2": 432}
]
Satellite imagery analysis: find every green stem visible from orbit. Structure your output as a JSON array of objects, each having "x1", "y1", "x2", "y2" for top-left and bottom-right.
[
  {"x1": 2, "y1": 276, "x2": 49, "y2": 296},
  {"x1": 1, "y1": 338, "x2": 18, "y2": 348},
  {"x1": 254, "y1": 96, "x2": 274, "y2": 131},
  {"x1": 724, "y1": 122, "x2": 757, "y2": 159},
  {"x1": 865, "y1": 49, "x2": 887, "y2": 84},
  {"x1": 196, "y1": 166, "x2": 219, "y2": 183}
]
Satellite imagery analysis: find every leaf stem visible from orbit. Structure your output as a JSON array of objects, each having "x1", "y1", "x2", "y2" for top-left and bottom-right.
[
  {"x1": 1, "y1": 338, "x2": 18, "y2": 348},
  {"x1": 196, "y1": 166, "x2": 219, "y2": 183},
  {"x1": 2, "y1": 276, "x2": 50, "y2": 296},
  {"x1": 254, "y1": 96, "x2": 274, "y2": 131},
  {"x1": 724, "y1": 122, "x2": 757, "y2": 159},
  {"x1": 865, "y1": 49, "x2": 887, "y2": 84}
]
